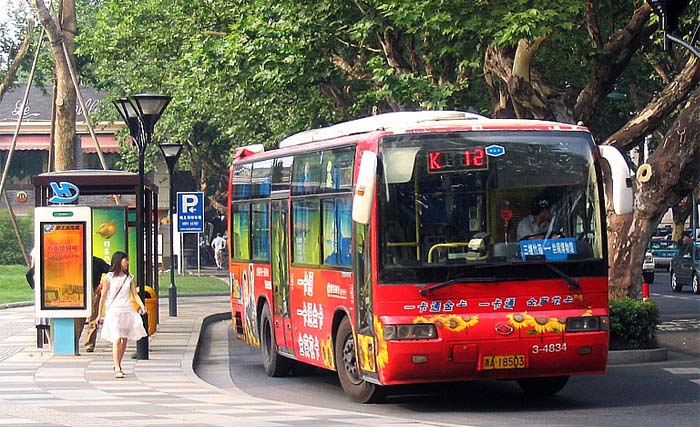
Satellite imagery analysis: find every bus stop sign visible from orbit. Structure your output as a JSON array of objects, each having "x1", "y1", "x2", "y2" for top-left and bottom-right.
[{"x1": 177, "y1": 192, "x2": 204, "y2": 233}]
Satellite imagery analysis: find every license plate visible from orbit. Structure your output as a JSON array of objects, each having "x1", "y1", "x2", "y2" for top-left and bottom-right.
[{"x1": 481, "y1": 354, "x2": 526, "y2": 370}]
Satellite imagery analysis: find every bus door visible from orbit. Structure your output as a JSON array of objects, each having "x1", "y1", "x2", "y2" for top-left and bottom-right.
[{"x1": 271, "y1": 198, "x2": 293, "y2": 351}]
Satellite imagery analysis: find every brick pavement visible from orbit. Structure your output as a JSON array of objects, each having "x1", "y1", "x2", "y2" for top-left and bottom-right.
[{"x1": 0, "y1": 297, "x2": 452, "y2": 427}]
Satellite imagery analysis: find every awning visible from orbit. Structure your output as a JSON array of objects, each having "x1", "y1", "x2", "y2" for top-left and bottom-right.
[
  {"x1": 0, "y1": 133, "x2": 121, "y2": 153},
  {"x1": 80, "y1": 134, "x2": 121, "y2": 153}
]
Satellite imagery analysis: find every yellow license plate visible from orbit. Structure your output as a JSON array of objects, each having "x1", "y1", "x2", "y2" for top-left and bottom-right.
[{"x1": 481, "y1": 354, "x2": 526, "y2": 370}]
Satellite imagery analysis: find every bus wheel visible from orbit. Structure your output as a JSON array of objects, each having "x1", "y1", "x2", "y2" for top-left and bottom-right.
[
  {"x1": 260, "y1": 304, "x2": 291, "y2": 377},
  {"x1": 517, "y1": 376, "x2": 569, "y2": 396},
  {"x1": 334, "y1": 317, "x2": 385, "y2": 403}
]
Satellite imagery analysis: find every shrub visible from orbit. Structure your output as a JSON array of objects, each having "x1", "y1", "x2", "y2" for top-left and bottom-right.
[
  {"x1": 609, "y1": 298, "x2": 660, "y2": 350},
  {"x1": 0, "y1": 211, "x2": 33, "y2": 266}
]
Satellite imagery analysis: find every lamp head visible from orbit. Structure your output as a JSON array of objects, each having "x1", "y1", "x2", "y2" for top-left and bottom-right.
[
  {"x1": 128, "y1": 94, "x2": 172, "y2": 128},
  {"x1": 113, "y1": 98, "x2": 143, "y2": 150},
  {"x1": 158, "y1": 142, "x2": 183, "y2": 171}
]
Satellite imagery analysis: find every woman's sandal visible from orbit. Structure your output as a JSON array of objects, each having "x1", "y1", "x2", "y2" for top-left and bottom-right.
[{"x1": 114, "y1": 367, "x2": 124, "y2": 378}]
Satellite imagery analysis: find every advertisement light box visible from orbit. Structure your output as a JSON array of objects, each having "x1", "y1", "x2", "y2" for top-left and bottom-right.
[{"x1": 34, "y1": 206, "x2": 93, "y2": 318}]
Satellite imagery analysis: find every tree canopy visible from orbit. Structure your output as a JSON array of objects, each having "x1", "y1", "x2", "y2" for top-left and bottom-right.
[{"x1": 10, "y1": 0, "x2": 699, "y2": 295}]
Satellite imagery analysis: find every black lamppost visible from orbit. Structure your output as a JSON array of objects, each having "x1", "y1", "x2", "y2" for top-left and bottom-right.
[
  {"x1": 113, "y1": 94, "x2": 171, "y2": 360},
  {"x1": 158, "y1": 142, "x2": 182, "y2": 317},
  {"x1": 647, "y1": 0, "x2": 699, "y2": 57}
]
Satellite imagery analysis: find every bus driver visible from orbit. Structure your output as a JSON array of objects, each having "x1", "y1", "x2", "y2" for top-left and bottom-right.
[{"x1": 517, "y1": 199, "x2": 553, "y2": 240}]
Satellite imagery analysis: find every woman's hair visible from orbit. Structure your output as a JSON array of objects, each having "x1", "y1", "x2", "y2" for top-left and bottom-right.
[{"x1": 109, "y1": 251, "x2": 129, "y2": 274}]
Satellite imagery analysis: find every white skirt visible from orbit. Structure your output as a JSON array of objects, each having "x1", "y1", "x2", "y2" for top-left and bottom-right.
[{"x1": 101, "y1": 310, "x2": 147, "y2": 343}]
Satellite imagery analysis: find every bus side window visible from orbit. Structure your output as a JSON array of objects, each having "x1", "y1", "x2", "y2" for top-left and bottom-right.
[
  {"x1": 251, "y1": 161, "x2": 272, "y2": 198},
  {"x1": 292, "y1": 200, "x2": 320, "y2": 265},
  {"x1": 323, "y1": 197, "x2": 352, "y2": 267},
  {"x1": 233, "y1": 164, "x2": 252, "y2": 200},
  {"x1": 292, "y1": 153, "x2": 321, "y2": 195},
  {"x1": 231, "y1": 203, "x2": 251, "y2": 260},
  {"x1": 251, "y1": 202, "x2": 270, "y2": 261},
  {"x1": 321, "y1": 148, "x2": 354, "y2": 192},
  {"x1": 323, "y1": 200, "x2": 338, "y2": 265},
  {"x1": 271, "y1": 156, "x2": 293, "y2": 191}
]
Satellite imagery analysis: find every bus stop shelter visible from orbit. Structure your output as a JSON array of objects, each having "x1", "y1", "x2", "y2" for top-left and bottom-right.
[{"x1": 33, "y1": 170, "x2": 160, "y2": 353}]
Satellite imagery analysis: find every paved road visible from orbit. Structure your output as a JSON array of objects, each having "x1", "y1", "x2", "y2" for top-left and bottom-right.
[
  {"x1": 195, "y1": 320, "x2": 700, "y2": 427},
  {"x1": 649, "y1": 271, "x2": 699, "y2": 356}
]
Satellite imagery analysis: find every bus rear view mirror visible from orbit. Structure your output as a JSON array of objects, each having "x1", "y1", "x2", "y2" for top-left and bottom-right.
[
  {"x1": 599, "y1": 145, "x2": 633, "y2": 215},
  {"x1": 352, "y1": 151, "x2": 377, "y2": 224}
]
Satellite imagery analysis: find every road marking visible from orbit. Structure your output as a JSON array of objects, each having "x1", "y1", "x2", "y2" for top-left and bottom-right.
[
  {"x1": 692, "y1": 379, "x2": 700, "y2": 386},
  {"x1": 658, "y1": 319, "x2": 700, "y2": 331},
  {"x1": 650, "y1": 293, "x2": 700, "y2": 301},
  {"x1": 663, "y1": 368, "x2": 700, "y2": 375}
]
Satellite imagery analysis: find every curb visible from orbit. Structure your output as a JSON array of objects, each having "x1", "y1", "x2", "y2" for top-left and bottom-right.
[
  {"x1": 159, "y1": 292, "x2": 230, "y2": 298},
  {"x1": 181, "y1": 310, "x2": 232, "y2": 393},
  {"x1": 0, "y1": 301, "x2": 34, "y2": 310},
  {"x1": 607, "y1": 347, "x2": 668, "y2": 365}
]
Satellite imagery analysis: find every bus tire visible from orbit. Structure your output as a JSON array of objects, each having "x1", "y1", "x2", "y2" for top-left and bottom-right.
[
  {"x1": 260, "y1": 303, "x2": 291, "y2": 377},
  {"x1": 517, "y1": 376, "x2": 569, "y2": 396},
  {"x1": 334, "y1": 317, "x2": 385, "y2": 403}
]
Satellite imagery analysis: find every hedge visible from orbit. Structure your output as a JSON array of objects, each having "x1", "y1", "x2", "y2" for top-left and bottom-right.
[{"x1": 609, "y1": 298, "x2": 660, "y2": 350}]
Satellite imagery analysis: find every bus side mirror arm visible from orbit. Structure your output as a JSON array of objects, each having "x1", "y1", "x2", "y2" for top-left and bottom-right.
[
  {"x1": 352, "y1": 151, "x2": 378, "y2": 225},
  {"x1": 599, "y1": 145, "x2": 634, "y2": 215}
]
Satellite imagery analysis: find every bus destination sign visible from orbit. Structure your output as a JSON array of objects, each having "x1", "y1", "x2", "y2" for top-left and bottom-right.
[{"x1": 427, "y1": 147, "x2": 489, "y2": 173}]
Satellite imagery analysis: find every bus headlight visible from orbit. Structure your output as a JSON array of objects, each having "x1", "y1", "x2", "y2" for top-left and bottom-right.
[
  {"x1": 383, "y1": 324, "x2": 438, "y2": 341},
  {"x1": 566, "y1": 316, "x2": 609, "y2": 332}
]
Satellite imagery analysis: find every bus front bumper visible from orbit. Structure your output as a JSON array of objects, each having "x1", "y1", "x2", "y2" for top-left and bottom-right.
[{"x1": 376, "y1": 332, "x2": 608, "y2": 385}]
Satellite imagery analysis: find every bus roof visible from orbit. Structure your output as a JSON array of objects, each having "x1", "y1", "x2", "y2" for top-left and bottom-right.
[{"x1": 234, "y1": 111, "x2": 590, "y2": 160}]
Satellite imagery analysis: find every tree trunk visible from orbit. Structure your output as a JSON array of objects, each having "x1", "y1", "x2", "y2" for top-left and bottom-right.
[
  {"x1": 27, "y1": 0, "x2": 77, "y2": 171},
  {"x1": 671, "y1": 197, "x2": 692, "y2": 241},
  {"x1": 607, "y1": 88, "x2": 700, "y2": 299},
  {"x1": 0, "y1": 20, "x2": 35, "y2": 104}
]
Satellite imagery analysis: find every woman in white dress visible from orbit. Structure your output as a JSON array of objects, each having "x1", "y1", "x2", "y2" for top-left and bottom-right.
[{"x1": 97, "y1": 251, "x2": 147, "y2": 378}]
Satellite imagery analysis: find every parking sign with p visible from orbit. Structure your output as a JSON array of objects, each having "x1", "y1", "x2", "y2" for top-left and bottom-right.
[{"x1": 177, "y1": 192, "x2": 204, "y2": 233}]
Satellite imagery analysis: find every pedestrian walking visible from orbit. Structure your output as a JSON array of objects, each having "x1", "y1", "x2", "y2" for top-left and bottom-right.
[
  {"x1": 97, "y1": 252, "x2": 147, "y2": 378},
  {"x1": 211, "y1": 233, "x2": 227, "y2": 270}
]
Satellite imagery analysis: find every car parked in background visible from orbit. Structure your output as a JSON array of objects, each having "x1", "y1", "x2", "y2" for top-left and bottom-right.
[
  {"x1": 669, "y1": 242, "x2": 700, "y2": 294},
  {"x1": 647, "y1": 239, "x2": 679, "y2": 269},
  {"x1": 643, "y1": 251, "x2": 655, "y2": 284}
]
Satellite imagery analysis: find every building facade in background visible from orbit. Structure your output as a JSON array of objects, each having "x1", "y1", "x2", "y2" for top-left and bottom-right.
[{"x1": 0, "y1": 84, "x2": 121, "y2": 215}]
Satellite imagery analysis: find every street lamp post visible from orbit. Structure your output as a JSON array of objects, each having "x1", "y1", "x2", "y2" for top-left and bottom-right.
[
  {"x1": 113, "y1": 94, "x2": 171, "y2": 360},
  {"x1": 158, "y1": 142, "x2": 183, "y2": 317}
]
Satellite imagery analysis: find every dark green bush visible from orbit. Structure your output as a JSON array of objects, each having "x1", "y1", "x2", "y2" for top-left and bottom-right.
[
  {"x1": 609, "y1": 298, "x2": 660, "y2": 350},
  {"x1": 0, "y1": 211, "x2": 33, "y2": 266}
]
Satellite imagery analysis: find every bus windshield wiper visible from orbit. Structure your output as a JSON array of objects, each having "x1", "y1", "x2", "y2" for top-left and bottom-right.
[
  {"x1": 474, "y1": 261, "x2": 580, "y2": 290},
  {"x1": 419, "y1": 276, "x2": 497, "y2": 296},
  {"x1": 542, "y1": 263, "x2": 580, "y2": 290}
]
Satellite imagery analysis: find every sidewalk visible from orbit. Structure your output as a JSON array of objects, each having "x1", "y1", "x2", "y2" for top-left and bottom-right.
[{"x1": 0, "y1": 297, "x2": 446, "y2": 427}]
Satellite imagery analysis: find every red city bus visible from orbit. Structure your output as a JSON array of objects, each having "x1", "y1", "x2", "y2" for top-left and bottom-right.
[{"x1": 227, "y1": 111, "x2": 632, "y2": 402}]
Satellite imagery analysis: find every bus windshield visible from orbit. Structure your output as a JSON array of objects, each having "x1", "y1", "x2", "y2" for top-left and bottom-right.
[{"x1": 378, "y1": 131, "x2": 604, "y2": 284}]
